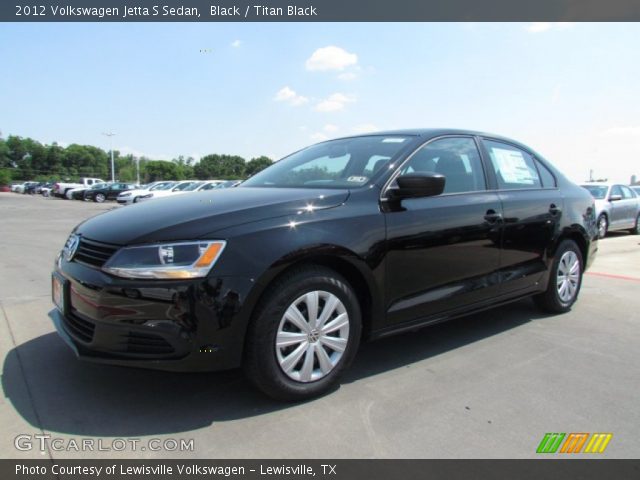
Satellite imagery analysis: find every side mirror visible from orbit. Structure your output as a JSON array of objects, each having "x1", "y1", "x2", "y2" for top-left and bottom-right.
[
  {"x1": 609, "y1": 194, "x2": 622, "y2": 202},
  {"x1": 388, "y1": 172, "x2": 445, "y2": 200}
]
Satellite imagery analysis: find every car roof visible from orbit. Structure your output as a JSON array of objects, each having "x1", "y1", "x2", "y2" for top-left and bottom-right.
[{"x1": 324, "y1": 128, "x2": 540, "y2": 153}]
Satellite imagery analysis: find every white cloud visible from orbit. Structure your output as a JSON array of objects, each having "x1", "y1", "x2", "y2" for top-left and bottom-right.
[
  {"x1": 526, "y1": 22, "x2": 574, "y2": 33},
  {"x1": 314, "y1": 93, "x2": 355, "y2": 112},
  {"x1": 352, "y1": 124, "x2": 379, "y2": 134},
  {"x1": 323, "y1": 124, "x2": 339, "y2": 133},
  {"x1": 306, "y1": 46, "x2": 358, "y2": 71},
  {"x1": 337, "y1": 72, "x2": 358, "y2": 81},
  {"x1": 231, "y1": 40, "x2": 241, "y2": 48},
  {"x1": 274, "y1": 86, "x2": 309, "y2": 106}
]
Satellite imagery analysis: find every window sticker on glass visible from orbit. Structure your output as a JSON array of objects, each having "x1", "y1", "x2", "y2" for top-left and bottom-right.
[
  {"x1": 492, "y1": 148, "x2": 536, "y2": 184},
  {"x1": 382, "y1": 138, "x2": 406, "y2": 143}
]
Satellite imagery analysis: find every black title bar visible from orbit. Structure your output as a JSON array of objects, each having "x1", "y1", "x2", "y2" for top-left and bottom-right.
[
  {"x1": 3, "y1": 0, "x2": 640, "y2": 22},
  {"x1": 3, "y1": 460, "x2": 640, "y2": 480}
]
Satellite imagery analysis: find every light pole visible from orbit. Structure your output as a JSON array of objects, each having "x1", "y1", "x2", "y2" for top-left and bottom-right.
[{"x1": 102, "y1": 132, "x2": 116, "y2": 182}]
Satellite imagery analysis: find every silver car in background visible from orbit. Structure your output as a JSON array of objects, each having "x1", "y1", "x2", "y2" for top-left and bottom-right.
[{"x1": 581, "y1": 182, "x2": 640, "y2": 238}]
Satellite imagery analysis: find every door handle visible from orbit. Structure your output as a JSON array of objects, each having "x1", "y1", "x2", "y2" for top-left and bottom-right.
[
  {"x1": 484, "y1": 210, "x2": 503, "y2": 223},
  {"x1": 549, "y1": 204, "x2": 562, "y2": 215}
]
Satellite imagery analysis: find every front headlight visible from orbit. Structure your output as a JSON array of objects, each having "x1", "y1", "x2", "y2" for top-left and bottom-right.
[{"x1": 102, "y1": 241, "x2": 226, "y2": 279}]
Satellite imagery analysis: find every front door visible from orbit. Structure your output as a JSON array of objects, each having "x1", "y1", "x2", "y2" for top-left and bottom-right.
[{"x1": 384, "y1": 136, "x2": 502, "y2": 327}]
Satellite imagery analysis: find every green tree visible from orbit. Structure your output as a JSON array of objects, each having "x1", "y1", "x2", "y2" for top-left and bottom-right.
[
  {"x1": 246, "y1": 156, "x2": 273, "y2": 177},
  {"x1": 0, "y1": 138, "x2": 11, "y2": 169},
  {"x1": 0, "y1": 168, "x2": 11, "y2": 186},
  {"x1": 172, "y1": 156, "x2": 195, "y2": 180},
  {"x1": 144, "y1": 160, "x2": 179, "y2": 182},
  {"x1": 194, "y1": 154, "x2": 246, "y2": 179}
]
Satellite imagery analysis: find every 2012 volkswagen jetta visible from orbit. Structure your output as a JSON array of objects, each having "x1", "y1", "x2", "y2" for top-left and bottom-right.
[{"x1": 51, "y1": 129, "x2": 598, "y2": 400}]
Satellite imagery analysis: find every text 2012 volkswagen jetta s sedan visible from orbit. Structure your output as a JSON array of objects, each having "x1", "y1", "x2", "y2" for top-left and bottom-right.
[{"x1": 51, "y1": 129, "x2": 598, "y2": 400}]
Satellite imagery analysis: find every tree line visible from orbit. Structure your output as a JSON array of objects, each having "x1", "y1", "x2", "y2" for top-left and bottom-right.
[{"x1": 0, "y1": 134, "x2": 274, "y2": 185}]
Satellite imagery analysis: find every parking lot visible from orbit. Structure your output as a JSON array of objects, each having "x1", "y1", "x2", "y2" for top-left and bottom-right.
[{"x1": 1, "y1": 192, "x2": 639, "y2": 459}]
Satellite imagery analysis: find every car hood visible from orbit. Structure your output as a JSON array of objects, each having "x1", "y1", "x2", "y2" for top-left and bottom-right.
[{"x1": 76, "y1": 187, "x2": 350, "y2": 245}]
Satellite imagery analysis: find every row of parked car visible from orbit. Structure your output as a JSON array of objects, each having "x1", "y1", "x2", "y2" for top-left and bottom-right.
[
  {"x1": 7, "y1": 178, "x2": 639, "y2": 238},
  {"x1": 9, "y1": 178, "x2": 243, "y2": 204},
  {"x1": 580, "y1": 182, "x2": 640, "y2": 238}
]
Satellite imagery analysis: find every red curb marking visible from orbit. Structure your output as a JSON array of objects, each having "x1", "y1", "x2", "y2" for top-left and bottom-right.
[{"x1": 586, "y1": 272, "x2": 640, "y2": 282}]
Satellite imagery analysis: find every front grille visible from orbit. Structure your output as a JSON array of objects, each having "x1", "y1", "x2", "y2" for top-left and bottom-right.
[
  {"x1": 74, "y1": 237, "x2": 118, "y2": 268},
  {"x1": 63, "y1": 312, "x2": 96, "y2": 343},
  {"x1": 122, "y1": 331, "x2": 176, "y2": 355}
]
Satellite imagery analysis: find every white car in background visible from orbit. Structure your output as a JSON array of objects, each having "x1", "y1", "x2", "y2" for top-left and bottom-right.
[
  {"x1": 116, "y1": 181, "x2": 175, "y2": 205},
  {"x1": 181, "y1": 180, "x2": 224, "y2": 192},
  {"x1": 136, "y1": 180, "x2": 199, "y2": 202}
]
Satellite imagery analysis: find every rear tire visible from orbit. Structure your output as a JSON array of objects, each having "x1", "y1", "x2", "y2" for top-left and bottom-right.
[
  {"x1": 94, "y1": 193, "x2": 106, "y2": 203},
  {"x1": 534, "y1": 239, "x2": 583, "y2": 314},
  {"x1": 244, "y1": 266, "x2": 361, "y2": 401}
]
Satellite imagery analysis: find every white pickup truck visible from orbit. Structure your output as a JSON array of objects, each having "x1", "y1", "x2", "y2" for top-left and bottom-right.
[{"x1": 52, "y1": 177, "x2": 106, "y2": 198}]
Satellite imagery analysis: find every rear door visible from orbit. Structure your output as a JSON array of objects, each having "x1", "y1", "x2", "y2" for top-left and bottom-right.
[
  {"x1": 480, "y1": 138, "x2": 563, "y2": 295},
  {"x1": 384, "y1": 136, "x2": 503, "y2": 326}
]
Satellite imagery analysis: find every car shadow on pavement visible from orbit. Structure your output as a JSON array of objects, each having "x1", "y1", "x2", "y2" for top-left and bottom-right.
[{"x1": 2, "y1": 300, "x2": 547, "y2": 437}]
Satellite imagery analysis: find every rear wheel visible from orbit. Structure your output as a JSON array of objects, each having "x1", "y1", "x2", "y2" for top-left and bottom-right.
[
  {"x1": 244, "y1": 266, "x2": 361, "y2": 401},
  {"x1": 534, "y1": 239, "x2": 583, "y2": 313},
  {"x1": 597, "y1": 214, "x2": 608, "y2": 239},
  {"x1": 94, "y1": 193, "x2": 106, "y2": 203},
  {"x1": 133, "y1": 196, "x2": 139, "y2": 203}
]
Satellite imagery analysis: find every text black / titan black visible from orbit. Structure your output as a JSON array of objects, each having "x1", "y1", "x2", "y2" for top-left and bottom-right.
[{"x1": 51, "y1": 129, "x2": 598, "y2": 400}]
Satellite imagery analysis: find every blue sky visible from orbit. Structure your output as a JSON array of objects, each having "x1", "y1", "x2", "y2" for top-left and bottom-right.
[{"x1": 1, "y1": 22, "x2": 639, "y2": 183}]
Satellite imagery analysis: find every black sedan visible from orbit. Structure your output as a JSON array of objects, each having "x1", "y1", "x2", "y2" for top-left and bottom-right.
[
  {"x1": 83, "y1": 182, "x2": 136, "y2": 202},
  {"x1": 51, "y1": 129, "x2": 598, "y2": 400}
]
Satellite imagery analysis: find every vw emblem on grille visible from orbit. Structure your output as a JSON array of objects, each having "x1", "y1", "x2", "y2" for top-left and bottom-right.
[{"x1": 64, "y1": 234, "x2": 80, "y2": 261}]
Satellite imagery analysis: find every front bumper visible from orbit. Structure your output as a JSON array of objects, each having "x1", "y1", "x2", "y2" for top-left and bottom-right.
[{"x1": 51, "y1": 257, "x2": 257, "y2": 372}]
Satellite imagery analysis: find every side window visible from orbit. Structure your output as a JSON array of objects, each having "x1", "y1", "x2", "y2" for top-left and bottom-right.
[
  {"x1": 483, "y1": 139, "x2": 542, "y2": 190},
  {"x1": 399, "y1": 137, "x2": 486, "y2": 194},
  {"x1": 535, "y1": 159, "x2": 556, "y2": 188},
  {"x1": 610, "y1": 185, "x2": 623, "y2": 198},
  {"x1": 621, "y1": 186, "x2": 634, "y2": 199}
]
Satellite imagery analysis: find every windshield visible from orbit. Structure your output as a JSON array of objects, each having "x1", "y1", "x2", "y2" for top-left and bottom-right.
[
  {"x1": 183, "y1": 181, "x2": 205, "y2": 191},
  {"x1": 149, "y1": 182, "x2": 172, "y2": 191},
  {"x1": 173, "y1": 181, "x2": 196, "y2": 191},
  {"x1": 582, "y1": 185, "x2": 608, "y2": 199},
  {"x1": 154, "y1": 182, "x2": 176, "y2": 191},
  {"x1": 241, "y1": 136, "x2": 412, "y2": 189}
]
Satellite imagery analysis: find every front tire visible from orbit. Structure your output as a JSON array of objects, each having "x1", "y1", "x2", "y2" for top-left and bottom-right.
[
  {"x1": 597, "y1": 214, "x2": 608, "y2": 239},
  {"x1": 534, "y1": 239, "x2": 583, "y2": 313},
  {"x1": 244, "y1": 266, "x2": 361, "y2": 401},
  {"x1": 94, "y1": 193, "x2": 106, "y2": 203}
]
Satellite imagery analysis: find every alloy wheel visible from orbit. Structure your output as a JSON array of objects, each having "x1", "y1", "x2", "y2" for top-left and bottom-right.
[
  {"x1": 556, "y1": 250, "x2": 580, "y2": 303},
  {"x1": 598, "y1": 215, "x2": 607, "y2": 238},
  {"x1": 275, "y1": 290, "x2": 350, "y2": 383}
]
